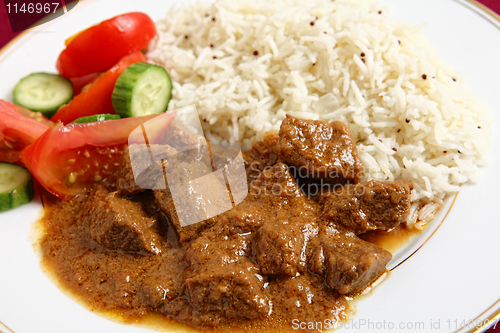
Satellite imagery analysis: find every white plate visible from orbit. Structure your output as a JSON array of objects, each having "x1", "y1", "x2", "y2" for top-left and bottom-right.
[{"x1": 0, "y1": 0, "x2": 499, "y2": 332}]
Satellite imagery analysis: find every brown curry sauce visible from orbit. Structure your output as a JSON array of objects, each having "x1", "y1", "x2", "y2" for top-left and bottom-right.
[{"x1": 37, "y1": 116, "x2": 420, "y2": 333}]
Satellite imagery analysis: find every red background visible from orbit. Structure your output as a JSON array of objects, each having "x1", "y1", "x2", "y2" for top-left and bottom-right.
[
  {"x1": 0, "y1": 0, "x2": 499, "y2": 332},
  {"x1": 0, "y1": 0, "x2": 75, "y2": 47}
]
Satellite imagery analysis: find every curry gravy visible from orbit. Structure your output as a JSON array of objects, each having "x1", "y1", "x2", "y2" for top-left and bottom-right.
[
  {"x1": 36, "y1": 118, "x2": 422, "y2": 332},
  {"x1": 38, "y1": 190, "x2": 421, "y2": 333},
  {"x1": 38, "y1": 190, "x2": 350, "y2": 333}
]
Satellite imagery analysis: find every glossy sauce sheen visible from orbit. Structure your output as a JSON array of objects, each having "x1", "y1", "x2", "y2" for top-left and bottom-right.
[{"x1": 38, "y1": 117, "x2": 415, "y2": 332}]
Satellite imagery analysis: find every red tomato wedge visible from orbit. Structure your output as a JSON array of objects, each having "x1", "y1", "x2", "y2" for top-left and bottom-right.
[
  {"x1": 21, "y1": 112, "x2": 176, "y2": 200},
  {"x1": 51, "y1": 52, "x2": 146, "y2": 124},
  {"x1": 0, "y1": 100, "x2": 52, "y2": 164},
  {"x1": 56, "y1": 12, "x2": 156, "y2": 78},
  {"x1": 10, "y1": 103, "x2": 54, "y2": 127},
  {"x1": 69, "y1": 72, "x2": 101, "y2": 95}
]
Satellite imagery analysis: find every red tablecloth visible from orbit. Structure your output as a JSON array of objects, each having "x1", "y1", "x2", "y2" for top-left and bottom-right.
[{"x1": 0, "y1": 0, "x2": 499, "y2": 332}]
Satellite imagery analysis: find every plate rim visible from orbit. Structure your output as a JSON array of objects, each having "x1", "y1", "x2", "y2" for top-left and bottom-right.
[{"x1": 432, "y1": 3, "x2": 500, "y2": 333}]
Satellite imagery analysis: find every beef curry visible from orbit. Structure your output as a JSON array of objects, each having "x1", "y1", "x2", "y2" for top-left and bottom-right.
[{"x1": 39, "y1": 115, "x2": 412, "y2": 332}]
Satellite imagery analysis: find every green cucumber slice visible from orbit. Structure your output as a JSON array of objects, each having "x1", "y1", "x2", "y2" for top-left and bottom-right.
[
  {"x1": 0, "y1": 163, "x2": 34, "y2": 212},
  {"x1": 13, "y1": 72, "x2": 74, "y2": 118},
  {"x1": 112, "y1": 62, "x2": 172, "y2": 118},
  {"x1": 72, "y1": 114, "x2": 121, "y2": 124}
]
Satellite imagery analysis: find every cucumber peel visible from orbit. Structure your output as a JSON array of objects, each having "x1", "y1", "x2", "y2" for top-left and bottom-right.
[
  {"x1": 112, "y1": 62, "x2": 172, "y2": 118},
  {"x1": 0, "y1": 163, "x2": 34, "y2": 212},
  {"x1": 72, "y1": 114, "x2": 120, "y2": 124}
]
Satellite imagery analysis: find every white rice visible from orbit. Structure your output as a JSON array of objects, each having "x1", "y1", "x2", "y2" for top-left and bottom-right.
[{"x1": 147, "y1": 0, "x2": 492, "y2": 228}]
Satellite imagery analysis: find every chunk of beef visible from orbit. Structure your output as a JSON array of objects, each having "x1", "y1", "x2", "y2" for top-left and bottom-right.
[
  {"x1": 116, "y1": 144, "x2": 177, "y2": 196},
  {"x1": 184, "y1": 221, "x2": 253, "y2": 269},
  {"x1": 154, "y1": 160, "x2": 230, "y2": 243},
  {"x1": 80, "y1": 186, "x2": 162, "y2": 254},
  {"x1": 127, "y1": 190, "x2": 161, "y2": 217},
  {"x1": 320, "y1": 180, "x2": 411, "y2": 234},
  {"x1": 139, "y1": 277, "x2": 180, "y2": 309},
  {"x1": 248, "y1": 162, "x2": 316, "y2": 215},
  {"x1": 243, "y1": 131, "x2": 279, "y2": 184},
  {"x1": 308, "y1": 225, "x2": 391, "y2": 295},
  {"x1": 247, "y1": 162, "x2": 319, "y2": 276},
  {"x1": 212, "y1": 200, "x2": 266, "y2": 235},
  {"x1": 136, "y1": 258, "x2": 185, "y2": 310},
  {"x1": 185, "y1": 261, "x2": 269, "y2": 321},
  {"x1": 184, "y1": 224, "x2": 269, "y2": 323},
  {"x1": 254, "y1": 220, "x2": 305, "y2": 276},
  {"x1": 278, "y1": 115, "x2": 363, "y2": 184},
  {"x1": 254, "y1": 220, "x2": 318, "y2": 276}
]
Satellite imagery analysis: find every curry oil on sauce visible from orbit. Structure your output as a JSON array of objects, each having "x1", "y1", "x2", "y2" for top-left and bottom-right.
[
  {"x1": 33, "y1": 189, "x2": 424, "y2": 333},
  {"x1": 359, "y1": 224, "x2": 422, "y2": 254}
]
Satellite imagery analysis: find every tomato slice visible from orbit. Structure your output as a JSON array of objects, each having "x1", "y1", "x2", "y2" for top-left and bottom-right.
[
  {"x1": 69, "y1": 72, "x2": 101, "y2": 95},
  {"x1": 51, "y1": 52, "x2": 146, "y2": 124},
  {"x1": 21, "y1": 112, "x2": 176, "y2": 200},
  {"x1": 56, "y1": 12, "x2": 156, "y2": 78},
  {"x1": 0, "y1": 100, "x2": 52, "y2": 164}
]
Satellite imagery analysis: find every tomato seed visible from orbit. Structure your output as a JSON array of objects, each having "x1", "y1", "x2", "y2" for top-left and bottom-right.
[{"x1": 67, "y1": 173, "x2": 77, "y2": 184}]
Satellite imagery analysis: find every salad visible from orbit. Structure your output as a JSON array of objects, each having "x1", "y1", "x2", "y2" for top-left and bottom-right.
[{"x1": 0, "y1": 12, "x2": 174, "y2": 206}]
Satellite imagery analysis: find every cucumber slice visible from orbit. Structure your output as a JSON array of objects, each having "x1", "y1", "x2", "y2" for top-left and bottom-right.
[
  {"x1": 72, "y1": 114, "x2": 121, "y2": 124},
  {"x1": 13, "y1": 72, "x2": 74, "y2": 118},
  {"x1": 112, "y1": 62, "x2": 172, "y2": 118},
  {"x1": 0, "y1": 163, "x2": 34, "y2": 212}
]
